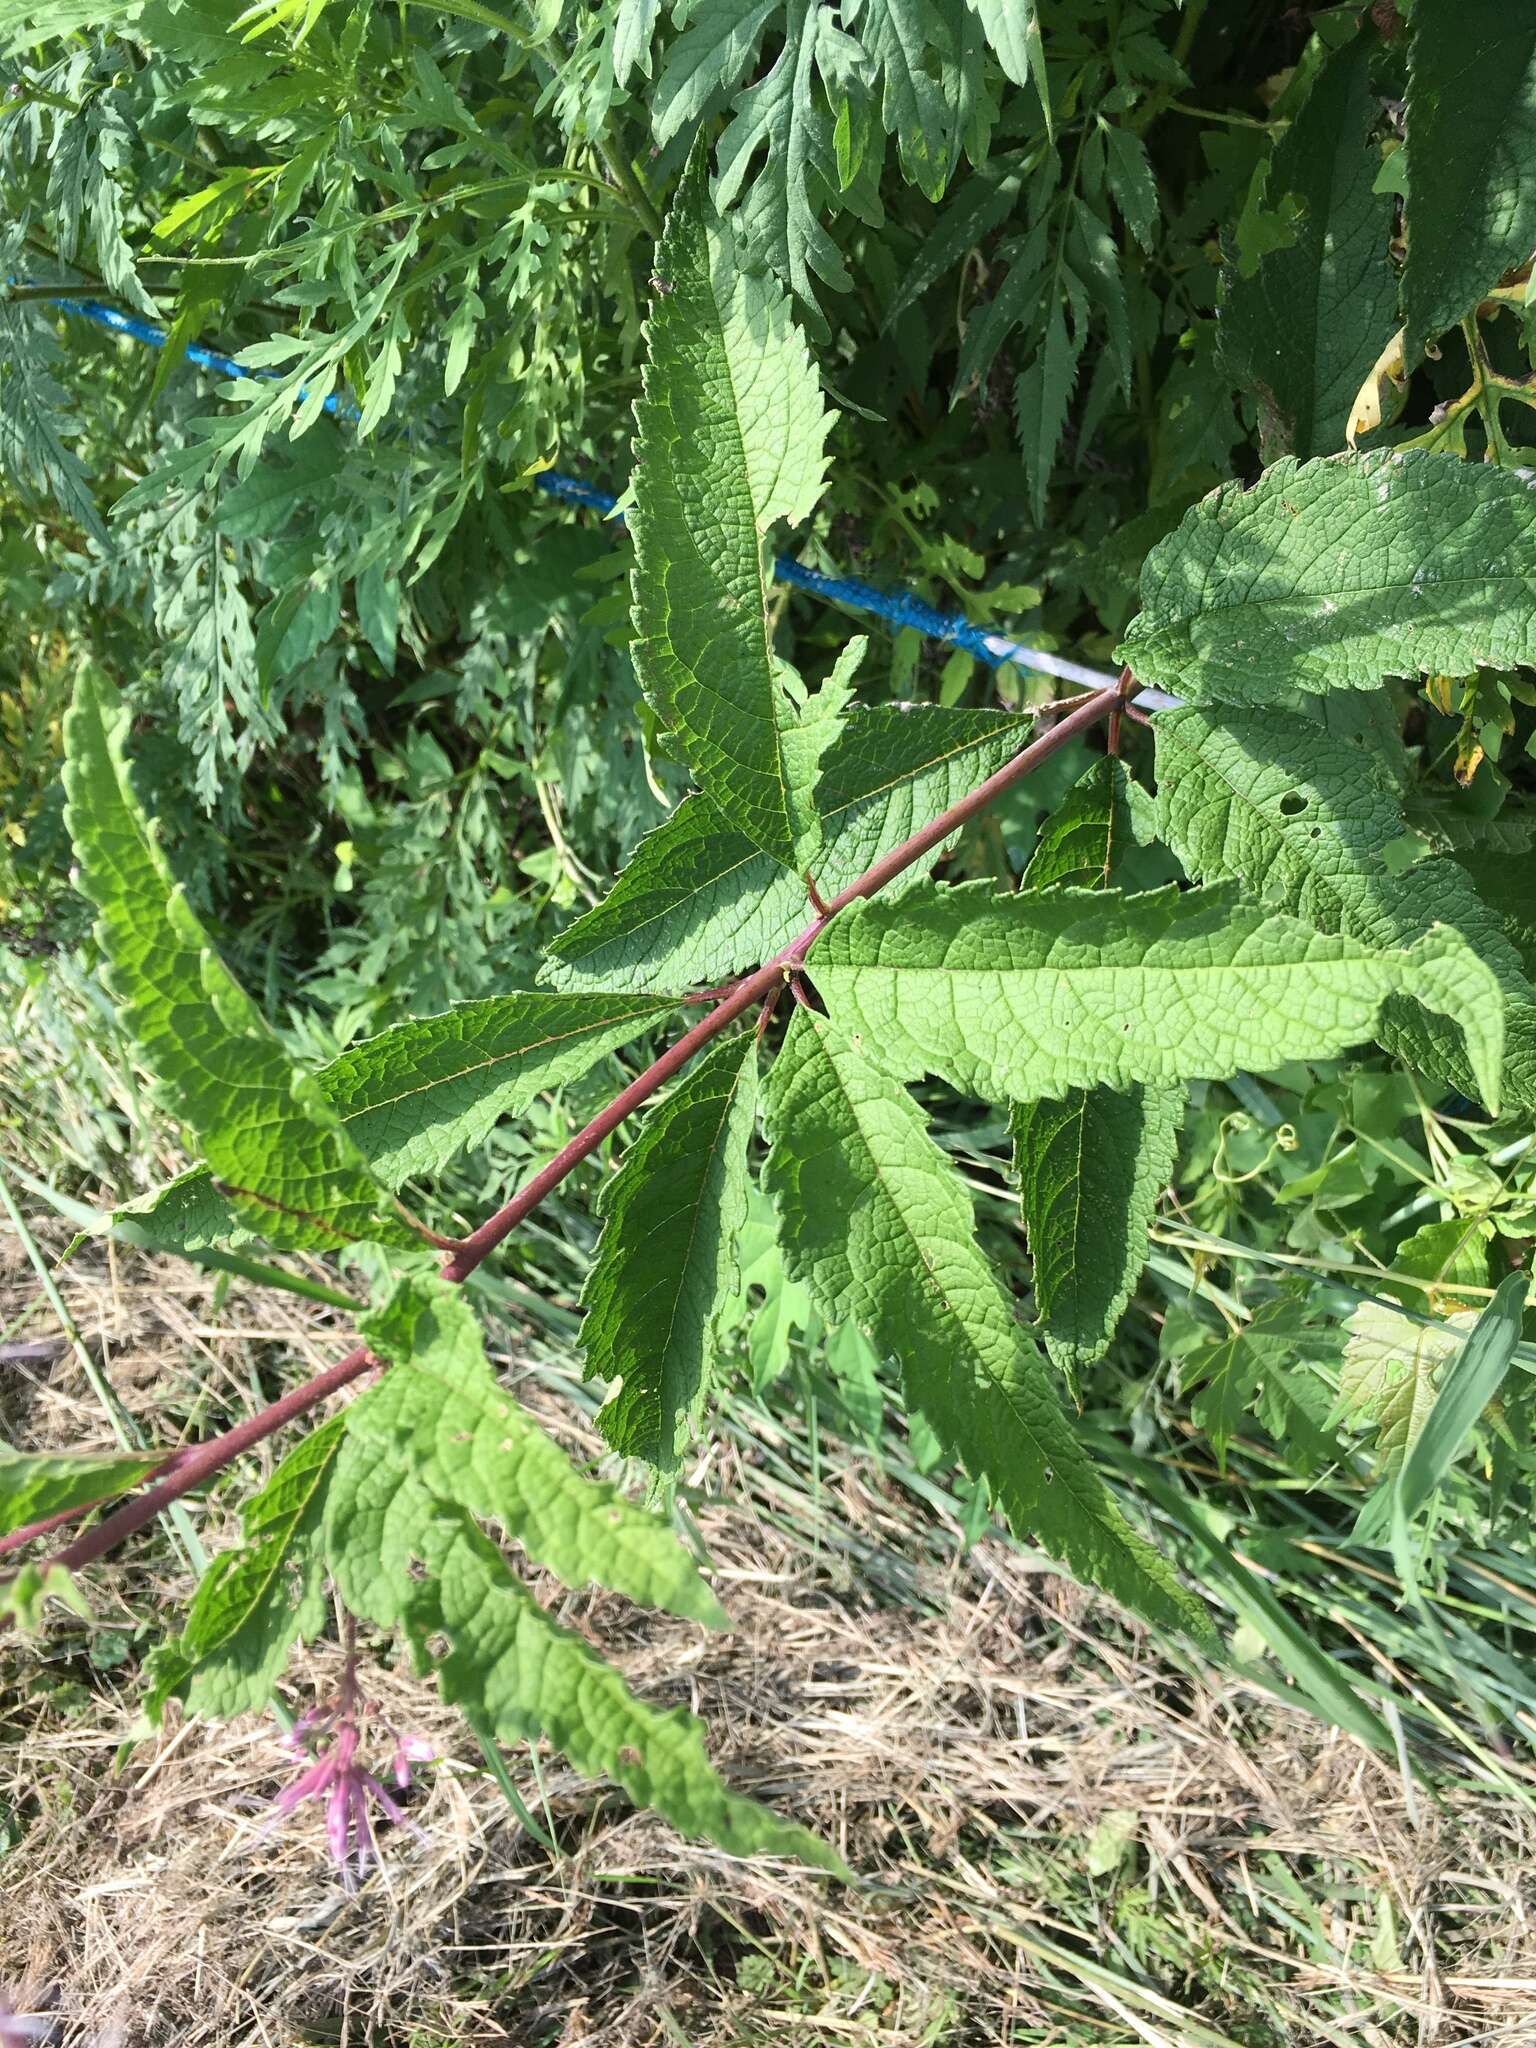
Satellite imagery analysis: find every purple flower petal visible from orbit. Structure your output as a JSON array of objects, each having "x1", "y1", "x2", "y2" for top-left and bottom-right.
[
  {"x1": 325, "y1": 1773, "x2": 354, "y2": 1873},
  {"x1": 0, "y1": 1995, "x2": 51, "y2": 2047},
  {"x1": 391, "y1": 1733, "x2": 434, "y2": 1788},
  {"x1": 359, "y1": 1769, "x2": 407, "y2": 1828}
]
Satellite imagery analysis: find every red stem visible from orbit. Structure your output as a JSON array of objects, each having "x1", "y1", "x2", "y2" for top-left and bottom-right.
[
  {"x1": 30, "y1": 1347, "x2": 378, "y2": 1578},
  {"x1": 11, "y1": 685, "x2": 1118, "y2": 1589}
]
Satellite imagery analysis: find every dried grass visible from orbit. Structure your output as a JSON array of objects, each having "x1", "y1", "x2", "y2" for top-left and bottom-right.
[{"x1": 4, "y1": 1235, "x2": 1536, "y2": 2047}]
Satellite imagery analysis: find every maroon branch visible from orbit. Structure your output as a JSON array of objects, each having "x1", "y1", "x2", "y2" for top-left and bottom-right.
[{"x1": 4, "y1": 684, "x2": 1120, "y2": 1594}]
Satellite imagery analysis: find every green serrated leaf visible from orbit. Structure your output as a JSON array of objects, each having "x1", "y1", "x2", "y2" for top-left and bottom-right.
[
  {"x1": 317, "y1": 991, "x2": 675, "y2": 1186},
  {"x1": 1022, "y1": 755, "x2": 1153, "y2": 893},
  {"x1": 0, "y1": 302, "x2": 109, "y2": 545},
  {"x1": 1014, "y1": 298, "x2": 1080, "y2": 525},
  {"x1": 1012, "y1": 755, "x2": 1181, "y2": 1381},
  {"x1": 582, "y1": 1035, "x2": 758, "y2": 1472},
  {"x1": 125, "y1": 991, "x2": 673, "y2": 1243},
  {"x1": 612, "y1": 0, "x2": 662, "y2": 85},
  {"x1": 325, "y1": 1445, "x2": 843, "y2": 1870},
  {"x1": 61, "y1": 668, "x2": 411, "y2": 1253},
  {"x1": 763, "y1": 1010, "x2": 1209, "y2": 1641},
  {"x1": 887, "y1": 161, "x2": 1025, "y2": 324},
  {"x1": 1183, "y1": 1299, "x2": 1309, "y2": 1467},
  {"x1": 956, "y1": 226, "x2": 1052, "y2": 399},
  {"x1": 1154, "y1": 703, "x2": 1408, "y2": 926},
  {"x1": 967, "y1": 0, "x2": 1047, "y2": 109},
  {"x1": 856, "y1": 0, "x2": 955, "y2": 202},
  {"x1": 1120, "y1": 452, "x2": 1536, "y2": 705},
  {"x1": 7, "y1": 1167, "x2": 361, "y2": 1311},
  {"x1": 632, "y1": 143, "x2": 839, "y2": 867},
  {"x1": 651, "y1": 0, "x2": 778, "y2": 146},
  {"x1": 1409, "y1": 800, "x2": 1536, "y2": 859},
  {"x1": 714, "y1": 0, "x2": 850, "y2": 297},
  {"x1": 809, "y1": 878, "x2": 1505, "y2": 1110},
  {"x1": 111, "y1": 1166, "x2": 265, "y2": 1252},
  {"x1": 1152, "y1": 703, "x2": 1535, "y2": 1110},
  {"x1": 1102, "y1": 123, "x2": 1156, "y2": 251},
  {"x1": 1452, "y1": 846, "x2": 1536, "y2": 982},
  {"x1": 1014, "y1": 1084, "x2": 1183, "y2": 1384},
  {"x1": 1402, "y1": 3, "x2": 1536, "y2": 360},
  {"x1": 352, "y1": 1275, "x2": 725, "y2": 1626},
  {"x1": 543, "y1": 707, "x2": 1031, "y2": 995},
  {"x1": 1220, "y1": 33, "x2": 1396, "y2": 458},
  {"x1": 0, "y1": 1443, "x2": 157, "y2": 1539},
  {"x1": 165, "y1": 1414, "x2": 344, "y2": 1720}
]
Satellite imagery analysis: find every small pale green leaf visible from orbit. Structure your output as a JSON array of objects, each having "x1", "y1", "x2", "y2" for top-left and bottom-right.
[
  {"x1": 353, "y1": 1276, "x2": 725, "y2": 1626},
  {"x1": 582, "y1": 1035, "x2": 758, "y2": 1472},
  {"x1": 632, "y1": 143, "x2": 838, "y2": 867},
  {"x1": 0, "y1": 1444, "x2": 157, "y2": 1538},
  {"x1": 1392, "y1": 1217, "x2": 1492, "y2": 1307},
  {"x1": 0, "y1": 1561, "x2": 89, "y2": 1635},
  {"x1": 61, "y1": 668, "x2": 411, "y2": 1253},
  {"x1": 1013, "y1": 1084, "x2": 1183, "y2": 1383},
  {"x1": 1402, "y1": 4, "x2": 1536, "y2": 359},
  {"x1": 1120, "y1": 452, "x2": 1536, "y2": 706},
  {"x1": 722, "y1": 1185, "x2": 818, "y2": 1388},
  {"x1": 1340, "y1": 1300, "x2": 1472, "y2": 1477},
  {"x1": 543, "y1": 707, "x2": 1030, "y2": 995},
  {"x1": 167, "y1": 1414, "x2": 343, "y2": 1720},
  {"x1": 809, "y1": 879, "x2": 1504, "y2": 1111},
  {"x1": 763, "y1": 1011, "x2": 1208, "y2": 1641},
  {"x1": 1395, "y1": 1272, "x2": 1528, "y2": 1522}
]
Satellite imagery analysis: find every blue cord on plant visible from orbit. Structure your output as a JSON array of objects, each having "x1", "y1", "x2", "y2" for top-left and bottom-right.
[{"x1": 40, "y1": 289, "x2": 1127, "y2": 697}]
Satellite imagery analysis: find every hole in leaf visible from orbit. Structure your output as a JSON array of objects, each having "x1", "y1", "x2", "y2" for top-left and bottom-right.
[{"x1": 1279, "y1": 792, "x2": 1308, "y2": 816}]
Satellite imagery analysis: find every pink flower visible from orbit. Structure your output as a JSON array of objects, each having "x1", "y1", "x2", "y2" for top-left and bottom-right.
[
  {"x1": 265, "y1": 1670, "x2": 430, "y2": 1891},
  {"x1": 0, "y1": 1993, "x2": 50, "y2": 2048},
  {"x1": 391, "y1": 1733, "x2": 434, "y2": 1788}
]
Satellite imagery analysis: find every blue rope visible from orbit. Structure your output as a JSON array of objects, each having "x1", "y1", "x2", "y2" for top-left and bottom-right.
[
  {"x1": 44, "y1": 293, "x2": 357, "y2": 420},
  {"x1": 39, "y1": 289, "x2": 1121, "y2": 693}
]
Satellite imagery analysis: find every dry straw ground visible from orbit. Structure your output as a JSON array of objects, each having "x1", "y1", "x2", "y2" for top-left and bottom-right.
[{"x1": 3, "y1": 1229, "x2": 1536, "y2": 2047}]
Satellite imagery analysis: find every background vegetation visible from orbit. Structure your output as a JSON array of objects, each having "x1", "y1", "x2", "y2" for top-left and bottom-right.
[{"x1": 4, "y1": 0, "x2": 1536, "y2": 2038}]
